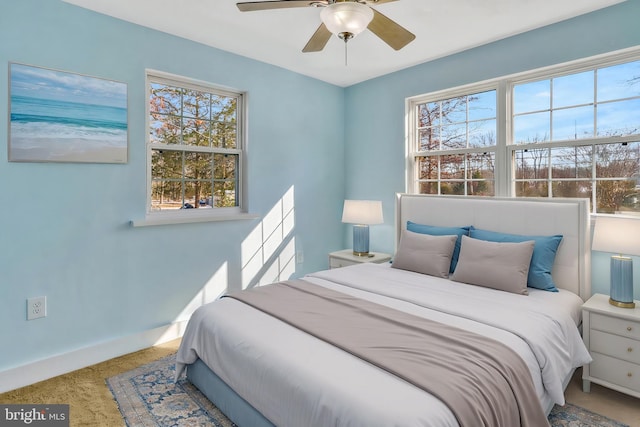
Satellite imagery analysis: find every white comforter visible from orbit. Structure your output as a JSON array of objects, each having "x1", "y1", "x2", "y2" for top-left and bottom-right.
[{"x1": 176, "y1": 263, "x2": 591, "y2": 427}]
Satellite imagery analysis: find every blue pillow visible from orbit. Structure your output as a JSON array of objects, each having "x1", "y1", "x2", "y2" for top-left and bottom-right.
[
  {"x1": 469, "y1": 228, "x2": 563, "y2": 292},
  {"x1": 406, "y1": 221, "x2": 472, "y2": 273}
]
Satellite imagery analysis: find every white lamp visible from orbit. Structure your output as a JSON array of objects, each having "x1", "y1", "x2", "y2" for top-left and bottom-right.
[
  {"x1": 342, "y1": 200, "x2": 383, "y2": 257},
  {"x1": 592, "y1": 215, "x2": 640, "y2": 308},
  {"x1": 321, "y1": 2, "x2": 373, "y2": 43}
]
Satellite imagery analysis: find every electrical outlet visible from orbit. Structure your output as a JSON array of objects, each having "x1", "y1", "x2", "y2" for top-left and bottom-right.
[
  {"x1": 27, "y1": 296, "x2": 47, "y2": 320},
  {"x1": 296, "y1": 251, "x2": 304, "y2": 264}
]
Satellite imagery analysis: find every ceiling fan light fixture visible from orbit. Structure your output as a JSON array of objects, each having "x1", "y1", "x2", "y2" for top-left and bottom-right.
[{"x1": 320, "y1": 2, "x2": 374, "y2": 40}]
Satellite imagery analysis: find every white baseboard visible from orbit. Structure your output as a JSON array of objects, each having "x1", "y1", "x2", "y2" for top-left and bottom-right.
[{"x1": 0, "y1": 320, "x2": 188, "y2": 394}]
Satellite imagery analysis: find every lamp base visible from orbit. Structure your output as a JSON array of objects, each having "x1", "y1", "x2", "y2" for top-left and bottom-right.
[
  {"x1": 352, "y1": 251, "x2": 375, "y2": 258},
  {"x1": 609, "y1": 298, "x2": 636, "y2": 308},
  {"x1": 352, "y1": 224, "x2": 370, "y2": 256},
  {"x1": 609, "y1": 255, "x2": 635, "y2": 309}
]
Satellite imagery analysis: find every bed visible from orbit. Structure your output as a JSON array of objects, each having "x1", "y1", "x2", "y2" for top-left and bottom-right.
[{"x1": 176, "y1": 194, "x2": 593, "y2": 427}]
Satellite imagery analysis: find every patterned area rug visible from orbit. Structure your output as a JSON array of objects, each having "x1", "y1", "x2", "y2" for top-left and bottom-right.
[{"x1": 107, "y1": 354, "x2": 628, "y2": 427}]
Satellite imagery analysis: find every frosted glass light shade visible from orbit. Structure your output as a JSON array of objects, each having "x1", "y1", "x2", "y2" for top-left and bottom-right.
[
  {"x1": 342, "y1": 200, "x2": 383, "y2": 225},
  {"x1": 320, "y1": 2, "x2": 374, "y2": 38}
]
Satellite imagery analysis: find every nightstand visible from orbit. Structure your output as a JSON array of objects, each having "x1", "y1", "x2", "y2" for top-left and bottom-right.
[
  {"x1": 328, "y1": 249, "x2": 391, "y2": 269},
  {"x1": 582, "y1": 293, "x2": 640, "y2": 398}
]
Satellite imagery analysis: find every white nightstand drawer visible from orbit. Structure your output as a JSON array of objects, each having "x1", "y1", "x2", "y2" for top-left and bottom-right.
[
  {"x1": 329, "y1": 258, "x2": 357, "y2": 269},
  {"x1": 582, "y1": 294, "x2": 640, "y2": 398},
  {"x1": 590, "y1": 352, "x2": 640, "y2": 393},
  {"x1": 592, "y1": 313, "x2": 640, "y2": 340},
  {"x1": 591, "y1": 330, "x2": 640, "y2": 364}
]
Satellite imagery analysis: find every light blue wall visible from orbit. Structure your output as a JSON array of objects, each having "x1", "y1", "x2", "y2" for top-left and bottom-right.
[
  {"x1": 0, "y1": 1, "x2": 345, "y2": 372},
  {"x1": 2, "y1": 0, "x2": 639, "y2": 378},
  {"x1": 344, "y1": 1, "x2": 640, "y2": 297}
]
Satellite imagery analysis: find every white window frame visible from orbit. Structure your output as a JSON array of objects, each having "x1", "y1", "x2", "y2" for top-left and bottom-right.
[
  {"x1": 406, "y1": 46, "x2": 640, "y2": 213},
  {"x1": 406, "y1": 81, "x2": 504, "y2": 196},
  {"x1": 133, "y1": 70, "x2": 256, "y2": 227}
]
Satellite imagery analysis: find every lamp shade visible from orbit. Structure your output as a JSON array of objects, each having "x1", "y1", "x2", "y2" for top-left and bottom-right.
[
  {"x1": 592, "y1": 215, "x2": 640, "y2": 256},
  {"x1": 320, "y1": 2, "x2": 374, "y2": 38},
  {"x1": 342, "y1": 200, "x2": 383, "y2": 225}
]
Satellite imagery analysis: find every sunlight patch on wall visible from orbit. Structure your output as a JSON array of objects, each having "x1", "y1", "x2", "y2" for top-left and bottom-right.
[
  {"x1": 175, "y1": 261, "x2": 229, "y2": 321},
  {"x1": 241, "y1": 186, "x2": 296, "y2": 289},
  {"x1": 258, "y1": 238, "x2": 296, "y2": 286}
]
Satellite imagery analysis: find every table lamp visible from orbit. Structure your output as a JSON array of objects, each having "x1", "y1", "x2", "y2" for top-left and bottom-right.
[
  {"x1": 342, "y1": 200, "x2": 383, "y2": 257},
  {"x1": 592, "y1": 215, "x2": 640, "y2": 308}
]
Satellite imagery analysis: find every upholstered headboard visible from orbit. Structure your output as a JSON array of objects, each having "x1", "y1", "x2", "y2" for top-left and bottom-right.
[{"x1": 395, "y1": 194, "x2": 591, "y2": 299}]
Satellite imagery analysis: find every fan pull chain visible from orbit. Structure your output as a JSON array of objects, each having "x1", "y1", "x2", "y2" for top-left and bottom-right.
[
  {"x1": 344, "y1": 41, "x2": 348, "y2": 66},
  {"x1": 338, "y1": 32, "x2": 353, "y2": 66}
]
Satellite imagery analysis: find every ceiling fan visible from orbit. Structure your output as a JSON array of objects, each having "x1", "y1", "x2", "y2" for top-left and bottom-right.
[{"x1": 236, "y1": 0, "x2": 415, "y2": 53}]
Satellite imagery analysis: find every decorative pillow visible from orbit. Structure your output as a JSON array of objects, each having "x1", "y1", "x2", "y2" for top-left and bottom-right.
[
  {"x1": 406, "y1": 221, "x2": 472, "y2": 273},
  {"x1": 451, "y1": 236, "x2": 535, "y2": 295},
  {"x1": 392, "y1": 230, "x2": 458, "y2": 278},
  {"x1": 469, "y1": 228, "x2": 563, "y2": 292}
]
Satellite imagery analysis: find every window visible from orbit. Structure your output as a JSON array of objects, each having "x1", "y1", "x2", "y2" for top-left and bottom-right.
[
  {"x1": 411, "y1": 88, "x2": 497, "y2": 196},
  {"x1": 408, "y1": 49, "x2": 640, "y2": 214},
  {"x1": 511, "y1": 60, "x2": 640, "y2": 213},
  {"x1": 145, "y1": 71, "x2": 247, "y2": 223}
]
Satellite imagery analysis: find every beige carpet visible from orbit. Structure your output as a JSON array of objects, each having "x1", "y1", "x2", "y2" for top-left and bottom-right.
[
  {"x1": 2, "y1": 338, "x2": 640, "y2": 426},
  {"x1": 0, "y1": 339, "x2": 180, "y2": 426}
]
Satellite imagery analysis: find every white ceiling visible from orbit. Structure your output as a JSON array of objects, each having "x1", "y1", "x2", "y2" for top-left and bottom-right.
[{"x1": 63, "y1": 0, "x2": 625, "y2": 87}]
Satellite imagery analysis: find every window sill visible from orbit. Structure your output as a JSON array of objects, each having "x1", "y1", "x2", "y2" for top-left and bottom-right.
[{"x1": 130, "y1": 211, "x2": 259, "y2": 227}]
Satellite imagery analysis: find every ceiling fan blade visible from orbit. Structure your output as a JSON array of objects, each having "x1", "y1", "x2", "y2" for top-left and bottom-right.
[
  {"x1": 302, "y1": 23, "x2": 332, "y2": 52},
  {"x1": 237, "y1": 1, "x2": 323, "y2": 12},
  {"x1": 368, "y1": 8, "x2": 416, "y2": 50}
]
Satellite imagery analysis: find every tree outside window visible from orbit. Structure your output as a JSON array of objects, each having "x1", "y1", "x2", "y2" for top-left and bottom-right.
[
  {"x1": 147, "y1": 75, "x2": 243, "y2": 213},
  {"x1": 409, "y1": 53, "x2": 640, "y2": 215}
]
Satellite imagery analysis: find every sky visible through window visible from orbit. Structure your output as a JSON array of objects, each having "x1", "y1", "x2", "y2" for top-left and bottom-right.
[
  {"x1": 411, "y1": 56, "x2": 640, "y2": 213},
  {"x1": 514, "y1": 60, "x2": 640, "y2": 143}
]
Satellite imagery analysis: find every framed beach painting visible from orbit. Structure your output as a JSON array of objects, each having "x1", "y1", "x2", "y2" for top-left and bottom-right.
[{"x1": 9, "y1": 62, "x2": 128, "y2": 163}]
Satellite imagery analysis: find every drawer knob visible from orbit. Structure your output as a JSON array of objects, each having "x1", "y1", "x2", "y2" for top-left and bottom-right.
[
  {"x1": 628, "y1": 326, "x2": 633, "y2": 331},
  {"x1": 629, "y1": 347, "x2": 634, "y2": 353},
  {"x1": 628, "y1": 372, "x2": 633, "y2": 378}
]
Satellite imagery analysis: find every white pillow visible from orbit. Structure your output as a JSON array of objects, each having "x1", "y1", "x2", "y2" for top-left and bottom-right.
[
  {"x1": 450, "y1": 235, "x2": 535, "y2": 295},
  {"x1": 392, "y1": 230, "x2": 457, "y2": 278}
]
